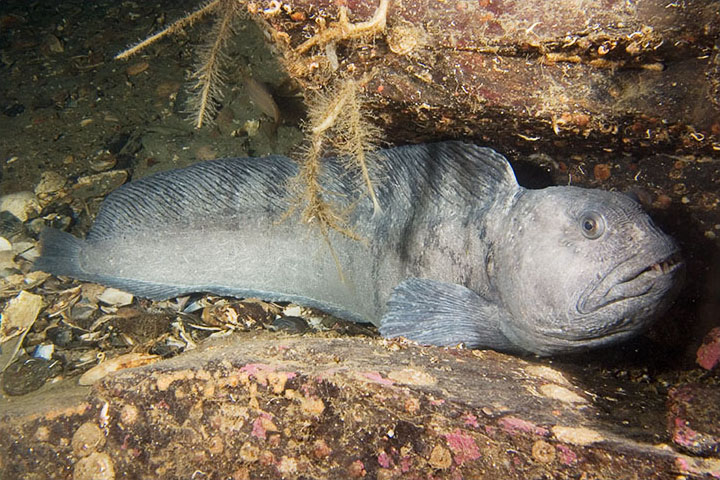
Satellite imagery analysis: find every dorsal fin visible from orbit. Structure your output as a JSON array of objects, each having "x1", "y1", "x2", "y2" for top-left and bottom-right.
[{"x1": 376, "y1": 142, "x2": 518, "y2": 206}]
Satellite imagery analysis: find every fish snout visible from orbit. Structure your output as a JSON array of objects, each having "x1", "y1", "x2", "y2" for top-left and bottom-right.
[{"x1": 578, "y1": 248, "x2": 684, "y2": 317}]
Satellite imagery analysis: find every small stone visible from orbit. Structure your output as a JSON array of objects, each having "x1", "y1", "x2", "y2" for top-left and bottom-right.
[
  {"x1": 97, "y1": 287, "x2": 134, "y2": 306},
  {"x1": 524, "y1": 365, "x2": 570, "y2": 385},
  {"x1": 428, "y1": 444, "x2": 452, "y2": 469},
  {"x1": 0, "y1": 191, "x2": 40, "y2": 221},
  {"x1": 89, "y1": 150, "x2": 117, "y2": 172},
  {"x1": 34, "y1": 171, "x2": 67, "y2": 197},
  {"x1": 2, "y1": 357, "x2": 61, "y2": 396},
  {"x1": 277, "y1": 456, "x2": 298, "y2": 475},
  {"x1": 0, "y1": 236, "x2": 11, "y2": 251},
  {"x1": 119, "y1": 404, "x2": 139, "y2": 425},
  {"x1": 239, "y1": 442, "x2": 260, "y2": 462},
  {"x1": 283, "y1": 305, "x2": 303, "y2": 317},
  {"x1": 70, "y1": 299, "x2": 98, "y2": 321},
  {"x1": 72, "y1": 170, "x2": 128, "y2": 199},
  {"x1": 72, "y1": 422, "x2": 106, "y2": 458},
  {"x1": 44, "y1": 34, "x2": 64, "y2": 53},
  {"x1": 3, "y1": 103, "x2": 24, "y2": 117},
  {"x1": 653, "y1": 194, "x2": 672, "y2": 209},
  {"x1": 73, "y1": 451, "x2": 115, "y2": 480},
  {"x1": 0, "y1": 290, "x2": 43, "y2": 342},
  {"x1": 270, "y1": 316, "x2": 309, "y2": 334},
  {"x1": 0, "y1": 250, "x2": 19, "y2": 275},
  {"x1": 207, "y1": 436, "x2": 224, "y2": 455}
]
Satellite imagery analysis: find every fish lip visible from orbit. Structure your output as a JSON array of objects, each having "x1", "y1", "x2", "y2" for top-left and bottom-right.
[{"x1": 577, "y1": 250, "x2": 684, "y2": 316}]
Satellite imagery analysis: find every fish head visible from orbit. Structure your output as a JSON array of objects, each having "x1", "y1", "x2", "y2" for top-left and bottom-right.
[{"x1": 493, "y1": 186, "x2": 684, "y2": 355}]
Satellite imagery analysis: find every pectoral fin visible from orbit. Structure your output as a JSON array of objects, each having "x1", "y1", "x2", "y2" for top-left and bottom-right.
[{"x1": 379, "y1": 278, "x2": 522, "y2": 353}]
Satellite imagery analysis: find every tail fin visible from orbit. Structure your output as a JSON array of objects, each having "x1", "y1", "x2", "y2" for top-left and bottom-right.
[{"x1": 33, "y1": 228, "x2": 86, "y2": 278}]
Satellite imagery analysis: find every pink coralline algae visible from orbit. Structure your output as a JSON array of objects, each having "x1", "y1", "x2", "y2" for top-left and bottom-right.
[
  {"x1": 497, "y1": 415, "x2": 550, "y2": 437},
  {"x1": 696, "y1": 327, "x2": 720, "y2": 370},
  {"x1": 463, "y1": 413, "x2": 480, "y2": 428},
  {"x1": 251, "y1": 412, "x2": 274, "y2": 440},
  {"x1": 667, "y1": 384, "x2": 720, "y2": 456},
  {"x1": 377, "y1": 451, "x2": 394, "y2": 468},
  {"x1": 360, "y1": 371, "x2": 395, "y2": 386},
  {"x1": 556, "y1": 444, "x2": 577, "y2": 465},
  {"x1": 444, "y1": 429, "x2": 481, "y2": 465},
  {"x1": 400, "y1": 455, "x2": 412, "y2": 472}
]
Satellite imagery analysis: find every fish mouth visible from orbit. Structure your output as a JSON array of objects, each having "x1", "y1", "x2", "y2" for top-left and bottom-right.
[{"x1": 577, "y1": 251, "x2": 684, "y2": 316}]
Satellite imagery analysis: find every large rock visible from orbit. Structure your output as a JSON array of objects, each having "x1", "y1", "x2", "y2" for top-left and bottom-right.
[
  {"x1": 251, "y1": 0, "x2": 720, "y2": 156},
  {"x1": 2, "y1": 332, "x2": 719, "y2": 479}
]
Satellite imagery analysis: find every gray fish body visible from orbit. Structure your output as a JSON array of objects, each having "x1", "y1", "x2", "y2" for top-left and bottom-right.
[{"x1": 35, "y1": 142, "x2": 683, "y2": 355}]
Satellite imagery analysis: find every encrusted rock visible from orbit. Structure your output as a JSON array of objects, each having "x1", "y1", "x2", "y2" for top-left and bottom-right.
[{"x1": 668, "y1": 384, "x2": 720, "y2": 457}]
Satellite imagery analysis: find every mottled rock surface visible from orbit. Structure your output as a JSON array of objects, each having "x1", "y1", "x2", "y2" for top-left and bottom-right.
[{"x1": 3, "y1": 332, "x2": 720, "y2": 479}]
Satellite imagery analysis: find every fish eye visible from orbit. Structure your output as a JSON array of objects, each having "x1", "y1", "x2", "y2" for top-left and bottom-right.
[{"x1": 580, "y1": 211, "x2": 605, "y2": 239}]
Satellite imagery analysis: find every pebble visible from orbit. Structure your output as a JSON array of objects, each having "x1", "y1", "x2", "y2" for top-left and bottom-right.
[
  {"x1": 552, "y1": 426, "x2": 604, "y2": 446},
  {"x1": 32, "y1": 343, "x2": 55, "y2": 360},
  {"x1": 3, "y1": 103, "x2": 25, "y2": 117},
  {"x1": 270, "y1": 316, "x2": 309, "y2": 334},
  {"x1": 71, "y1": 422, "x2": 106, "y2": 458},
  {"x1": 72, "y1": 170, "x2": 128, "y2": 199},
  {"x1": 97, "y1": 288, "x2": 134, "y2": 307},
  {"x1": 46, "y1": 325, "x2": 80, "y2": 348},
  {"x1": 428, "y1": 444, "x2": 452, "y2": 469},
  {"x1": 88, "y1": 150, "x2": 117, "y2": 172},
  {"x1": 1, "y1": 290, "x2": 44, "y2": 342},
  {"x1": 0, "y1": 236, "x2": 11, "y2": 251},
  {"x1": 0, "y1": 191, "x2": 40, "y2": 221},
  {"x1": 34, "y1": 171, "x2": 67, "y2": 197},
  {"x1": 70, "y1": 299, "x2": 99, "y2": 321},
  {"x1": 2, "y1": 357, "x2": 62, "y2": 396},
  {"x1": 73, "y1": 451, "x2": 115, "y2": 480},
  {"x1": 44, "y1": 34, "x2": 64, "y2": 53},
  {"x1": 0, "y1": 250, "x2": 18, "y2": 275}
]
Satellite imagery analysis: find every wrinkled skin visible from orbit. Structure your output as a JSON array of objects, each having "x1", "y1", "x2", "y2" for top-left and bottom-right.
[
  {"x1": 486, "y1": 187, "x2": 683, "y2": 355},
  {"x1": 35, "y1": 142, "x2": 684, "y2": 356}
]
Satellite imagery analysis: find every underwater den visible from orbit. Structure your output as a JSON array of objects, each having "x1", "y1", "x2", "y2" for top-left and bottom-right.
[{"x1": 0, "y1": 0, "x2": 719, "y2": 478}]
